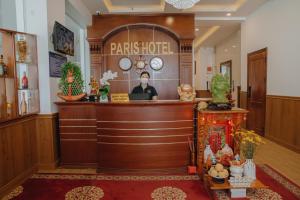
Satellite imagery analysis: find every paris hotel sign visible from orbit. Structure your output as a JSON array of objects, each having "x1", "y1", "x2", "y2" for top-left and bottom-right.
[{"x1": 110, "y1": 41, "x2": 174, "y2": 55}]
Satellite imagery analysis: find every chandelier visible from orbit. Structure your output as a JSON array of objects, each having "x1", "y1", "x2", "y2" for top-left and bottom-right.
[{"x1": 165, "y1": 0, "x2": 200, "y2": 9}]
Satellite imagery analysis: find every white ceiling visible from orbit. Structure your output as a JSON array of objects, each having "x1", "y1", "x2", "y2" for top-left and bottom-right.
[{"x1": 82, "y1": 0, "x2": 269, "y2": 47}]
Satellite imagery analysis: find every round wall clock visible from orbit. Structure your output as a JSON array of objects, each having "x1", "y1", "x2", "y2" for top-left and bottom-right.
[
  {"x1": 119, "y1": 57, "x2": 132, "y2": 71},
  {"x1": 150, "y1": 57, "x2": 164, "y2": 71}
]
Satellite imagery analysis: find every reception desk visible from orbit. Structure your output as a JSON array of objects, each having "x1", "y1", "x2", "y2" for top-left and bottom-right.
[{"x1": 56, "y1": 100, "x2": 196, "y2": 172}]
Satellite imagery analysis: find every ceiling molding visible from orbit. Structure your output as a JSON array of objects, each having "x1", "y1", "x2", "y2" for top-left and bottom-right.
[
  {"x1": 195, "y1": 17, "x2": 246, "y2": 21},
  {"x1": 194, "y1": 26, "x2": 220, "y2": 49},
  {"x1": 186, "y1": 0, "x2": 247, "y2": 12},
  {"x1": 103, "y1": 0, "x2": 165, "y2": 13}
]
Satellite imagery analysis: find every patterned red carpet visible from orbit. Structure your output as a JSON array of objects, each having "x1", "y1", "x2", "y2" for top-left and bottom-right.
[{"x1": 2, "y1": 165, "x2": 300, "y2": 200}]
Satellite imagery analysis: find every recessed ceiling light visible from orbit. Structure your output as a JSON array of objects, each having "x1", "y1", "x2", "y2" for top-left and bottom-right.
[
  {"x1": 224, "y1": 48, "x2": 228, "y2": 52},
  {"x1": 166, "y1": 17, "x2": 174, "y2": 25},
  {"x1": 226, "y1": 13, "x2": 231, "y2": 16},
  {"x1": 232, "y1": 45, "x2": 236, "y2": 48},
  {"x1": 195, "y1": 28, "x2": 199, "y2": 32}
]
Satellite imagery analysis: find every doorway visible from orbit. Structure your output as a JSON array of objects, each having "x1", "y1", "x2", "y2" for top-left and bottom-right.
[{"x1": 247, "y1": 48, "x2": 267, "y2": 136}]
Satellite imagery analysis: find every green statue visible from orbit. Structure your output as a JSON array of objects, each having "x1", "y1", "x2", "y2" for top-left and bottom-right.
[{"x1": 211, "y1": 73, "x2": 230, "y2": 103}]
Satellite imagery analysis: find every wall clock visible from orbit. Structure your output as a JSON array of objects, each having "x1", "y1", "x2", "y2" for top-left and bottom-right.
[
  {"x1": 134, "y1": 55, "x2": 148, "y2": 73},
  {"x1": 119, "y1": 57, "x2": 132, "y2": 71},
  {"x1": 150, "y1": 57, "x2": 164, "y2": 71}
]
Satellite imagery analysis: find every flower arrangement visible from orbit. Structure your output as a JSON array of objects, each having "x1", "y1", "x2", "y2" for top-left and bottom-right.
[
  {"x1": 238, "y1": 130, "x2": 265, "y2": 159},
  {"x1": 99, "y1": 70, "x2": 118, "y2": 102}
]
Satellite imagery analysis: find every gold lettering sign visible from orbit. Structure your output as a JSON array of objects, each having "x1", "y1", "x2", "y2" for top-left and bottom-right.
[
  {"x1": 110, "y1": 42, "x2": 174, "y2": 55},
  {"x1": 111, "y1": 93, "x2": 130, "y2": 103}
]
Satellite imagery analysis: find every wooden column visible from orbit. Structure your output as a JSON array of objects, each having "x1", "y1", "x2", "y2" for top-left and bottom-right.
[
  {"x1": 179, "y1": 39, "x2": 193, "y2": 85},
  {"x1": 88, "y1": 39, "x2": 104, "y2": 80}
]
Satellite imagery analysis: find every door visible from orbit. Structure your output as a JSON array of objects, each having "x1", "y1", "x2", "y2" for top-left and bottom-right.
[{"x1": 247, "y1": 48, "x2": 267, "y2": 136}]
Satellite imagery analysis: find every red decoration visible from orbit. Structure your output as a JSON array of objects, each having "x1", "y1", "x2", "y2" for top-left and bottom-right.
[{"x1": 22, "y1": 72, "x2": 28, "y2": 89}]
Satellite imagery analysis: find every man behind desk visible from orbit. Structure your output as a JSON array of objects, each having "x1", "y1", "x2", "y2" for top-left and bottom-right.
[{"x1": 132, "y1": 71, "x2": 158, "y2": 100}]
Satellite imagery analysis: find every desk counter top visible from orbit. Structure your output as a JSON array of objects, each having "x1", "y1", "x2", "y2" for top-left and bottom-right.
[{"x1": 55, "y1": 100, "x2": 199, "y2": 106}]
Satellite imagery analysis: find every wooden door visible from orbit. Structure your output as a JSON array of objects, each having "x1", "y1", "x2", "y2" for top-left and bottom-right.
[{"x1": 247, "y1": 48, "x2": 267, "y2": 135}]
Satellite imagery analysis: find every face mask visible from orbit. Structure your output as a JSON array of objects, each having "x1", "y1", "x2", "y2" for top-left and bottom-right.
[{"x1": 141, "y1": 77, "x2": 149, "y2": 84}]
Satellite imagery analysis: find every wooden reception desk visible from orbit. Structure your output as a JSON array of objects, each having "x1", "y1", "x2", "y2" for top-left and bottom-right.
[{"x1": 56, "y1": 100, "x2": 196, "y2": 172}]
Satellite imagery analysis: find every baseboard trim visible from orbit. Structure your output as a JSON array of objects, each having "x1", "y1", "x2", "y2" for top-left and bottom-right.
[
  {"x1": 0, "y1": 164, "x2": 38, "y2": 198},
  {"x1": 38, "y1": 159, "x2": 59, "y2": 171},
  {"x1": 265, "y1": 135, "x2": 300, "y2": 153}
]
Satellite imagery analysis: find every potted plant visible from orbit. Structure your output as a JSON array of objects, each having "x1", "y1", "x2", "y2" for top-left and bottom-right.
[
  {"x1": 99, "y1": 70, "x2": 118, "y2": 102},
  {"x1": 58, "y1": 62, "x2": 86, "y2": 101},
  {"x1": 238, "y1": 130, "x2": 265, "y2": 180}
]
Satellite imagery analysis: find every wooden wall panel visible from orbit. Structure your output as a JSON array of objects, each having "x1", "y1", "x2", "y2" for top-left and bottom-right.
[
  {"x1": 0, "y1": 114, "x2": 58, "y2": 198},
  {"x1": 265, "y1": 95, "x2": 300, "y2": 153},
  {"x1": 102, "y1": 27, "x2": 179, "y2": 99},
  {"x1": 35, "y1": 114, "x2": 59, "y2": 170},
  {"x1": 0, "y1": 116, "x2": 38, "y2": 197},
  {"x1": 88, "y1": 14, "x2": 195, "y2": 40},
  {"x1": 88, "y1": 14, "x2": 195, "y2": 99},
  {"x1": 240, "y1": 91, "x2": 248, "y2": 109}
]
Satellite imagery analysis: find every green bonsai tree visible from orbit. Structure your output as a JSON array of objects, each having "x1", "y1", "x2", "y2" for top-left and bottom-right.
[
  {"x1": 59, "y1": 62, "x2": 84, "y2": 96},
  {"x1": 211, "y1": 73, "x2": 230, "y2": 103}
]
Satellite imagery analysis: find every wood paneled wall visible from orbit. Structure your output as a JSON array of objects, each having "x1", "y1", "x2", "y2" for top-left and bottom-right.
[
  {"x1": 0, "y1": 116, "x2": 37, "y2": 197},
  {"x1": 239, "y1": 91, "x2": 300, "y2": 153},
  {"x1": 103, "y1": 27, "x2": 180, "y2": 99},
  {"x1": 0, "y1": 114, "x2": 58, "y2": 198},
  {"x1": 265, "y1": 95, "x2": 300, "y2": 153},
  {"x1": 88, "y1": 14, "x2": 194, "y2": 99}
]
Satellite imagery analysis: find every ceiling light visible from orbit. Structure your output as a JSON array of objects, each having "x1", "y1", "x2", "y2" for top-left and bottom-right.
[
  {"x1": 165, "y1": 0, "x2": 200, "y2": 9},
  {"x1": 226, "y1": 13, "x2": 231, "y2": 16},
  {"x1": 195, "y1": 28, "x2": 199, "y2": 31},
  {"x1": 232, "y1": 45, "x2": 236, "y2": 48},
  {"x1": 224, "y1": 48, "x2": 228, "y2": 52},
  {"x1": 166, "y1": 17, "x2": 174, "y2": 25}
]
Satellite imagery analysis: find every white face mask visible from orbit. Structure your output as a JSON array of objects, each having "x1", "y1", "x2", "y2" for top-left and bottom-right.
[{"x1": 141, "y1": 77, "x2": 149, "y2": 84}]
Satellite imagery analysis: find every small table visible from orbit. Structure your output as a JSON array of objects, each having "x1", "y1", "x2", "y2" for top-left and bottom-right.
[{"x1": 204, "y1": 175, "x2": 268, "y2": 198}]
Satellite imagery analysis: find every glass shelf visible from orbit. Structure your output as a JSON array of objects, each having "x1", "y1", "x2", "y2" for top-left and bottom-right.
[{"x1": 0, "y1": 29, "x2": 39, "y2": 122}]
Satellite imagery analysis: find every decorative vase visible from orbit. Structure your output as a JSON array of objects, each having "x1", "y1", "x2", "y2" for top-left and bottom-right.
[
  {"x1": 204, "y1": 145, "x2": 214, "y2": 162},
  {"x1": 100, "y1": 94, "x2": 108, "y2": 102},
  {"x1": 243, "y1": 159, "x2": 256, "y2": 180}
]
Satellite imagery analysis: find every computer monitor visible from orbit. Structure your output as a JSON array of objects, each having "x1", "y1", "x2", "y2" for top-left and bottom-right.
[{"x1": 129, "y1": 93, "x2": 151, "y2": 100}]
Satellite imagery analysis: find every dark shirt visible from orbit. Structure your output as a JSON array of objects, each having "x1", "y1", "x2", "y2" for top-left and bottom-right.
[{"x1": 131, "y1": 84, "x2": 158, "y2": 99}]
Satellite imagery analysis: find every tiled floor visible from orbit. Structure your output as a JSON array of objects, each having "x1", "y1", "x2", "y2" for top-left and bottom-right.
[{"x1": 38, "y1": 139, "x2": 300, "y2": 186}]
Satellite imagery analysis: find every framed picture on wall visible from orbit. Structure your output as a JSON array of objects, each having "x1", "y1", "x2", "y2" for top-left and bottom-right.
[
  {"x1": 49, "y1": 51, "x2": 67, "y2": 77},
  {"x1": 220, "y1": 60, "x2": 232, "y2": 90}
]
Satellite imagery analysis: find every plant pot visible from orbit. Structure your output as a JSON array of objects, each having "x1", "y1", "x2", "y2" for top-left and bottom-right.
[{"x1": 243, "y1": 159, "x2": 256, "y2": 180}]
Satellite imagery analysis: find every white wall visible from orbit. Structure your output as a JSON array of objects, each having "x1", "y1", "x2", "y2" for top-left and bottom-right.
[
  {"x1": 0, "y1": 0, "x2": 17, "y2": 30},
  {"x1": 23, "y1": 0, "x2": 52, "y2": 113},
  {"x1": 194, "y1": 47, "x2": 215, "y2": 90},
  {"x1": 215, "y1": 30, "x2": 241, "y2": 100},
  {"x1": 241, "y1": 0, "x2": 300, "y2": 96}
]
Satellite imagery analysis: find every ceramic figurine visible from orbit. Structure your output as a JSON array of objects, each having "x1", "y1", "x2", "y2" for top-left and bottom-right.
[
  {"x1": 221, "y1": 143, "x2": 233, "y2": 156},
  {"x1": 177, "y1": 84, "x2": 196, "y2": 101},
  {"x1": 204, "y1": 144, "x2": 214, "y2": 162}
]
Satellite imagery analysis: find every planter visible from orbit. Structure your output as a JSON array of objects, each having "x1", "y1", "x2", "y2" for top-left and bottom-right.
[{"x1": 243, "y1": 159, "x2": 256, "y2": 180}]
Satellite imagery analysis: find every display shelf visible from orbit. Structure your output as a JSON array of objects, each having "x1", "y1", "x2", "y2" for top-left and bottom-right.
[{"x1": 0, "y1": 28, "x2": 39, "y2": 123}]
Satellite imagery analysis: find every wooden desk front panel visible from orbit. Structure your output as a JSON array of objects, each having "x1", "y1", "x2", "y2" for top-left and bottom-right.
[
  {"x1": 58, "y1": 105, "x2": 97, "y2": 167},
  {"x1": 96, "y1": 104, "x2": 194, "y2": 170}
]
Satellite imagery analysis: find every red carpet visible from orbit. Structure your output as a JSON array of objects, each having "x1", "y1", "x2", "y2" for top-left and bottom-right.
[{"x1": 3, "y1": 165, "x2": 300, "y2": 200}]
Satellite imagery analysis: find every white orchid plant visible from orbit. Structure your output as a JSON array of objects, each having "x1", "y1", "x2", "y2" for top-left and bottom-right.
[
  {"x1": 100, "y1": 70, "x2": 118, "y2": 86},
  {"x1": 99, "y1": 70, "x2": 118, "y2": 100}
]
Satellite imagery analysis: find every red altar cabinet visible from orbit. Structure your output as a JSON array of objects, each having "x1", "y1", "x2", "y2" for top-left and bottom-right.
[{"x1": 197, "y1": 108, "x2": 248, "y2": 175}]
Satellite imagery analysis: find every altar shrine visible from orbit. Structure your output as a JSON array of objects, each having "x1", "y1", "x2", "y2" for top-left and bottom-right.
[{"x1": 197, "y1": 108, "x2": 248, "y2": 175}]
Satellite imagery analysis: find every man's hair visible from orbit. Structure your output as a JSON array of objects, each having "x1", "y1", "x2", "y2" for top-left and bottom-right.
[{"x1": 140, "y1": 71, "x2": 150, "y2": 78}]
